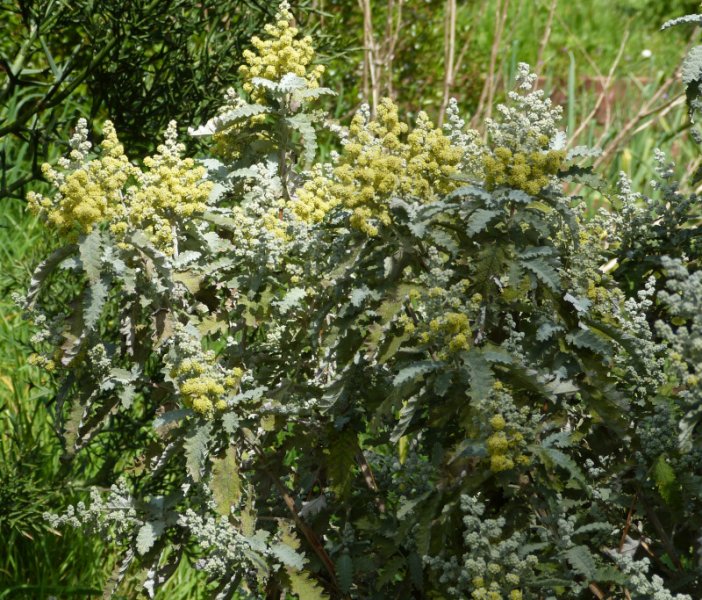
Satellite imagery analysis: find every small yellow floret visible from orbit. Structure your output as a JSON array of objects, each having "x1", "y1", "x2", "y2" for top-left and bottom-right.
[{"x1": 489, "y1": 414, "x2": 506, "y2": 431}]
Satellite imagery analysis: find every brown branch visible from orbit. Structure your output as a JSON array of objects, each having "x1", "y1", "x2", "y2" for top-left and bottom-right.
[
  {"x1": 253, "y1": 445, "x2": 340, "y2": 593},
  {"x1": 472, "y1": 0, "x2": 510, "y2": 127},
  {"x1": 640, "y1": 495, "x2": 683, "y2": 572},
  {"x1": 356, "y1": 450, "x2": 386, "y2": 513},
  {"x1": 619, "y1": 492, "x2": 638, "y2": 553},
  {"x1": 588, "y1": 582, "x2": 606, "y2": 599}
]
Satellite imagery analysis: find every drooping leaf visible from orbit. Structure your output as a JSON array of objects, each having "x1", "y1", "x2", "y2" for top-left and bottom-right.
[
  {"x1": 79, "y1": 228, "x2": 103, "y2": 284},
  {"x1": 566, "y1": 328, "x2": 612, "y2": 357},
  {"x1": 661, "y1": 14, "x2": 702, "y2": 30},
  {"x1": 327, "y1": 428, "x2": 358, "y2": 498},
  {"x1": 153, "y1": 409, "x2": 191, "y2": 430},
  {"x1": 188, "y1": 103, "x2": 270, "y2": 136},
  {"x1": 25, "y1": 244, "x2": 77, "y2": 308},
  {"x1": 390, "y1": 396, "x2": 420, "y2": 443},
  {"x1": 336, "y1": 552, "x2": 353, "y2": 593},
  {"x1": 534, "y1": 445, "x2": 589, "y2": 490}
]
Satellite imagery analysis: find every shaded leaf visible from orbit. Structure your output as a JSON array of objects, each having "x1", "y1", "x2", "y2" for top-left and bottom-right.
[
  {"x1": 564, "y1": 545, "x2": 596, "y2": 580},
  {"x1": 336, "y1": 552, "x2": 353, "y2": 593}
]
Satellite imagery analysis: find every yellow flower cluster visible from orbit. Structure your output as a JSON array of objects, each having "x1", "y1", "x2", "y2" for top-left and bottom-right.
[
  {"x1": 28, "y1": 353, "x2": 56, "y2": 372},
  {"x1": 172, "y1": 357, "x2": 244, "y2": 416},
  {"x1": 292, "y1": 98, "x2": 463, "y2": 235},
  {"x1": 29, "y1": 121, "x2": 211, "y2": 254},
  {"x1": 28, "y1": 122, "x2": 133, "y2": 233},
  {"x1": 291, "y1": 165, "x2": 337, "y2": 223},
  {"x1": 120, "y1": 122, "x2": 211, "y2": 253},
  {"x1": 483, "y1": 135, "x2": 565, "y2": 195},
  {"x1": 238, "y1": 1, "x2": 324, "y2": 100},
  {"x1": 426, "y1": 311, "x2": 472, "y2": 354},
  {"x1": 471, "y1": 576, "x2": 523, "y2": 600},
  {"x1": 486, "y1": 400, "x2": 529, "y2": 473}
]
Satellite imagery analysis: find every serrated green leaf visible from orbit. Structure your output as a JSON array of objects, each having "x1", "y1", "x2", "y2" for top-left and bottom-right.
[
  {"x1": 295, "y1": 86, "x2": 337, "y2": 101},
  {"x1": 465, "y1": 208, "x2": 500, "y2": 236},
  {"x1": 653, "y1": 454, "x2": 680, "y2": 506},
  {"x1": 79, "y1": 228, "x2": 103, "y2": 284},
  {"x1": 537, "y1": 321, "x2": 564, "y2": 342},
  {"x1": 287, "y1": 568, "x2": 329, "y2": 600},
  {"x1": 407, "y1": 552, "x2": 423, "y2": 590},
  {"x1": 63, "y1": 400, "x2": 85, "y2": 455},
  {"x1": 136, "y1": 520, "x2": 165, "y2": 555},
  {"x1": 272, "y1": 542, "x2": 305, "y2": 570},
  {"x1": 393, "y1": 361, "x2": 441, "y2": 386},
  {"x1": 119, "y1": 383, "x2": 136, "y2": 409},
  {"x1": 277, "y1": 287, "x2": 307, "y2": 314},
  {"x1": 210, "y1": 445, "x2": 241, "y2": 516},
  {"x1": 391, "y1": 396, "x2": 420, "y2": 443},
  {"x1": 465, "y1": 349, "x2": 494, "y2": 403},
  {"x1": 327, "y1": 429, "x2": 358, "y2": 498},
  {"x1": 376, "y1": 555, "x2": 406, "y2": 588},
  {"x1": 84, "y1": 276, "x2": 108, "y2": 330},
  {"x1": 189, "y1": 103, "x2": 270, "y2": 136},
  {"x1": 682, "y1": 45, "x2": 702, "y2": 87},
  {"x1": 240, "y1": 487, "x2": 257, "y2": 537},
  {"x1": 222, "y1": 412, "x2": 239, "y2": 435},
  {"x1": 173, "y1": 271, "x2": 204, "y2": 294},
  {"x1": 534, "y1": 445, "x2": 589, "y2": 490},
  {"x1": 287, "y1": 113, "x2": 317, "y2": 166},
  {"x1": 564, "y1": 545, "x2": 596, "y2": 580},
  {"x1": 522, "y1": 257, "x2": 560, "y2": 291},
  {"x1": 566, "y1": 328, "x2": 611, "y2": 356},
  {"x1": 153, "y1": 409, "x2": 191, "y2": 430},
  {"x1": 573, "y1": 522, "x2": 614, "y2": 536},
  {"x1": 184, "y1": 421, "x2": 212, "y2": 482}
]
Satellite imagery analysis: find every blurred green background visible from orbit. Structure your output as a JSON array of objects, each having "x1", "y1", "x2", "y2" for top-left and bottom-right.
[{"x1": 1, "y1": 0, "x2": 699, "y2": 596}]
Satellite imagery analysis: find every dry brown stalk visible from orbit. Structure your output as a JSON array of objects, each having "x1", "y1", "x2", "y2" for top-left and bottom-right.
[
  {"x1": 472, "y1": 0, "x2": 510, "y2": 127},
  {"x1": 568, "y1": 30, "x2": 629, "y2": 147},
  {"x1": 438, "y1": 0, "x2": 457, "y2": 126},
  {"x1": 357, "y1": 0, "x2": 404, "y2": 116},
  {"x1": 536, "y1": 0, "x2": 558, "y2": 73}
]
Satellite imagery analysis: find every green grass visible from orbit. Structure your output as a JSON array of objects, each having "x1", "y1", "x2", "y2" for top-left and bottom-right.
[
  {"x1": 0, "y1": 202, "x2": 110, "y2": 597},
  {"x1": 0, "y1": 200, "x2": 214, "y2": 598}
]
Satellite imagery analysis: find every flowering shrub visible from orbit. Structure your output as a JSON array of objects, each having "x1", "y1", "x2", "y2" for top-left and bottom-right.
[{"x1": 23, "y1": 2, "x2": 702, "y2": 598}]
